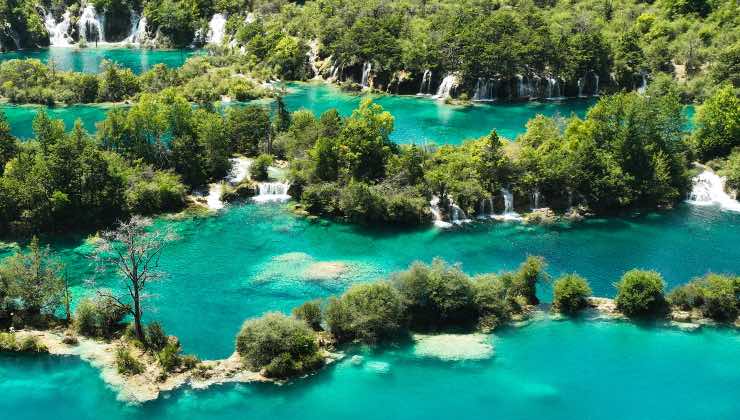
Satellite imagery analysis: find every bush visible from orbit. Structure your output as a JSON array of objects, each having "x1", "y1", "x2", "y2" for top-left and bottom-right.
[
  {"x1": 292, "y1": 300, "x2": 323, "y2": 330},
  {"x1": 324, "y1": 282, "x2": 404, "y2": 343},
  {"x1": 301, "y1": 183, "x2": 341, "y2": 215},
  {"x1": 250, "y1": 154, "x2": 273, "y2": 181},
  {"x1": 614, "y1": 270, "x2": 667, "y2": 317},
  {"x1": 0, "y1": 333, "x2": 47, "y2": 353},
  {"x1": 392, "y1": 259, "x2": 477, "y2": 328},
  {"x1": 509, "y1": 256, "x2": 548, "y2": 305},
  {"x1": 235, "y1": 312, "x2": 322, "y2": 378},
  {"x1": 698, "y1": 274, "x2": 738, "y2": 322},
  {"x1": 74, "y1": 295, "x2": 128, "y2": 339},
  {"x1": 552, "y1": 274, "x2": 593, "y2": 315},
  {"x1": 181, "y1": 354, "x2": 201, "y2": 370},
  {"x1": 157, "y1": 339, "x2": 182, "y2": 373},
  {"x1": 667, "y1": 282, "x2": 705, "y2": 310},
  {"x1": 115, "y1": 345, "x2": 144, "y2": 375},
  {"x1": 145, "y1": 322, "x2": 169, "y2": 352},
  {"x1": 473, "y1": 274, "x2": 513, "y2": 331}
]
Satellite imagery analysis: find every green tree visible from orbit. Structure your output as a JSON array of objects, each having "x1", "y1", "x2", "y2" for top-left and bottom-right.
[
  {"x1": 614, "y1": 270, "x2": 667, "y2": 318},
  {"x1": 552, "y1": 274, "x2": 592, "y2": 315},
  {"x1": 691, "y1": 85, "x2": 740, "y2": 160}
]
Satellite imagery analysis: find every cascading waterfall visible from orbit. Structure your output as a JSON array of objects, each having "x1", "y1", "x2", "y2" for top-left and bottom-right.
[
  {"x1": 577, "y1": 77, "x2": 585, "y2": 98},
  {"x1": 637, "y1": 72, "x2": 648, "y2": 94},
  {"x1": 206, "y1": 13, "x2": 226, "y2": 45},
  {"x1": 417, "y1": 69, "x2": 432, "y2": 95},
  {"x1": 515, "y1": 74, "x2": 525, "y2": 97},
  {"x1": 78, "y1": 4, "x2": 104, "y2": 43},
  {"x1": 546, "y1": 77, "x2": 563, "y2": 99},
  {"x1": 3, "y1": 25, "x2": 21, "y2": 50},
  {"x1": 307, "y1": 40, "x2": 320, "y2": 79},
  {"x1": 123, "y1": 14, "x2": 147, "y2": 44},
  {"x1": 593, "y1": 74, "x2": 600, "y2": 96},
  {"x1": 494, "y1": 188, "x2": 521, "y2": 221},
  {"x1": 254, "y1": 182, "x2": 292, "y2": 203},
  {"x1": 686, "y1": 170, "x2": 740, "y2": 212},
  {"x1": 449, "y1": 202, "x2": 470, "y2": 225},
  {"x1": 360, "y1": 62, "x2": 372, "y2": 88},
  {"x1": 531, "y1": 188, "x2": 542, "y2": 209},
  {"x1": 44, "y1": 11, "x2": 73, "y2": 46},
  {"x1": 434, "y1": 74, "x2": 457, "y2": 99},
  {"x1": 478, "y1": 198, "x2": 495, "y2": 218},
  {"x1": 429, "y1": 196, "x2": 452, "y2": 228},
  {"x1": 472, "y1": 78, "x2": 497, "y2": 101}
]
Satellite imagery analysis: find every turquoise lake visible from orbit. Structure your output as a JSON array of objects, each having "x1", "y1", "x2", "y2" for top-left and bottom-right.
[
  {"x1": 0, "y1": 47, "x2": 200, "y2": 74},
  {"x1": 0, "y1": 50, "x2": 735, "y2": 420}
]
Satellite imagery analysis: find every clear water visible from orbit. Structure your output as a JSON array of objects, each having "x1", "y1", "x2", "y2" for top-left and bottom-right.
[
  {"x1": 1, "y1": 319, "x2": 738, "y2": 420},
  {"x1": 2, "y1": 202, "x2": 734, "y2": 360},
  {"x1": 0, "y1": 103, "x2": 114, "y2": 138},
  {"x1": 0, "y1": 47, "x2": 201, "y2": 74}
]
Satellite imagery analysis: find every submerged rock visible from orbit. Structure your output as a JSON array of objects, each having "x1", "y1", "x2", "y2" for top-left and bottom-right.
[
  {"x1": 365, "y1": 361, "x2": 390, "y2": 374},
  {"x1": 413, "y1": 333, "x2": 494, "y2": 361}
]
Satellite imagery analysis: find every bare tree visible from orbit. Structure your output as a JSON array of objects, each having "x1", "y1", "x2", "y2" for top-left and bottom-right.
[{"x1": 91, "y1": 216, "x2": 173, "y2": 343}]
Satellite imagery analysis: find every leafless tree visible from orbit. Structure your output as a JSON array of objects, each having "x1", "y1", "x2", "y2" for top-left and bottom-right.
[{"x1": 91, "y1": 216, "x2": 174, "y2": 343}]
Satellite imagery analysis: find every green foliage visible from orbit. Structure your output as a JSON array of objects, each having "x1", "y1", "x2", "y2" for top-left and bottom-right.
[
  {"x1": 145, "y1": 322, "x2": 169, "y2": 352},
  {"x1": 510, "y1": 256, "x2": 548, "y2": 305},
  {"x1": 250, "y1": 154, "x2": 273, "y2": 181},
  {"x1": 614, "y1": 270, "x2": 667, "y2": 318},
  {"x1": 74, "y1": 295, "x2": 129, "y2": 339},
  {"x1": 552, "y1": 274, "x2": 592, "y2": 315},
  {"x1": 718, "y1": 148, "x2": 740, "y2": 191},
  {"x1": 235, "y1": 312, "x2": 322, "y2": 378},
  {"x1": 392, "y1": 259, "x2": 477, "y2": 328},
  {"x1": 691, "y1": 85, "x2": 740, "y2": 161},
  {"x1": 157, "y1": 339, "x2": 182, "y2": 372},
  {"x1": 115, "y1": 345, "x2": 145, "y2": 375},
  {"x1": 226, "y1": 106, "x2": 270, "y2": 156},
  {"x1": 325, "y1": 282, "x2": 404, "y2": 343},
  {"x1": 669, "y1": 274, "x2": 739, "y2": 322},
  {"x1": 0, "y1": 333, "x2": 47, "y2": 352},
  {"x1": 292, "y1": 300, "x2": 322, "y2": 331}
]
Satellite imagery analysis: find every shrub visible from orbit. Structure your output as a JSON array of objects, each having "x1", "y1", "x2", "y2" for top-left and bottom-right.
[
  {"x1": 337, "y1": 183, "x2": 386, "y2": 224},
  {"x1": 181, "y1": 354, "x2": 201, "y2": 370},
  {"x1": 235, "y1": 312, "x2": 322, "y2": 378},
  {"x1": 392, "y1": 259, "x2": 477, "y2": 328},
  {"x1": 552, "y1": 274, "x2": 593, "y2": 315},
  {"x1": 509, "y1": 256, "x2": 548, "y2": 305},
  {"x1": 115, "y1": 345, "x2": 144, "y2": 375},
  {"x1": 18, "y1": 335, "x2": 47, "y2": 353},
  {"x1": 250, "y1": 154, "x2": 273, "y2": 181},
  {"x1": 473, "y1": 274, "x2": 512, "y2": 331},
  {"x1": 614, "y1": 270, "x2": 667, "y2": 317},
  {"x1": 157, "y1": 339, "x2": 182, "y2": 373},
  {"x1": 667, "y1": 282, "x2": 705, "y2": 310},
  {"x1": 699, "y1": 274, "x2": 738, "y2": 322},
  {"x1": 301, "y1": 183, "x2": 341, "y2": 215},
  {"x1": 292, "y1": 300, "x2": 323, "y2": 330},
  {"x1": 74, "y1": 295, "x2": 128, "y2": 339},
  {"x1": 145, "y1": 322, "x2": 169, "y2": 352},
  {"x1": 324, "y1": 282, "x2": 404, "y2": 343}
]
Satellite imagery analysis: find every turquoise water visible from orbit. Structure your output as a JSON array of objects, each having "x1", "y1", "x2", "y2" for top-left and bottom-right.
[
  {"x1": 0, "y1": 47, "x2": 200, "y2": 74},
  {"x1": 2, "y1": 320, "x2": 738, "y2": 419},
  {"x1": 284, "y1": 82, "x2": 594, "y2": 143},
  {"x1": 0, "y1": 103, "x2": 114, "y2": 138},
  {"x1": 4, "y1": 201, "x2": 732, "y2": 360}
]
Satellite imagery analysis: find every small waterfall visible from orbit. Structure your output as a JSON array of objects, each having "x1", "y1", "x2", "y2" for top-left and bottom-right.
[
  {"x1": 206, "y1": 13, "x2": 227, "y2": 45},
  {"x1": 360, "y1": 62, "x2": 372, "y2": 88},
  {"x1": 577, "y1": 77, "x2": 585, "y2": 98},
  {"x1": 478, "y1": 198, "x2": 495, "y2": 218},
  {"x1": 449, "y1": 202, "x2": 469, "y2": 225},
  {"x1": 307, "y1": 40, "x2": 320, "y2": 79},
  {"x1": 4, "y1": 26, "x2": 21, "y2": 50},
  {"x1": 687, "y1": 170, "x2": 740, "y2": 212},
  {"x1": 417, "y1": 69, "x2": 432, "y2": 95},
  {"x1": 495, "y1": 188, "x2": 521, "y2": 221},
  {"x1": 78, "y1": 4, "x2": 104, "y2": 43},
  {"x1": 637, "y1": 72, "x2": 648, "y2": 94},
  {"x1": 434, "y1": 74, "x2": 457, "y2": 99},
  {"x1": 546, "y1": 77, "x2": 563, "y2": 99},
  {"x1": 531, "y1": 189, "x2": 542, "y2": 209},
  {"x1": 473, "y1": 78, "x2": 497, "y2": 102},
  {"x1": 254, "y1": 182, "x2": 292, "y2": 203},
  {"x1": 45, "y1": 11, "x2": 73, "y2": 46},
  {"x1": 430, "y1": 196, "x2": 452, "y2": 228},
  {"x1": 515, "y1": 75, "x2": 524, "y2": 97},
  {"x1": 123, "y1": 14, "x2": 147, "y2": 44},
  {"x1": 593, "y1": 74, "x2": 600, "y2": 96}
]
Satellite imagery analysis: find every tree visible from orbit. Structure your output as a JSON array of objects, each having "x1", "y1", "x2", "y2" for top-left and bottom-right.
[
  {"x1": 226, "y1": 106, "x2": 270, "y2": 155},
  {"x1": 92, "y1": 216, "x2": 173, "y2": 343},
  {"x1": 0, "y1": 112, "x2": 18, "y2": 173},
  {"x1": 552, "y1": 274, "x2": 592, "y2": 315},
  {"x1": 324, "y1": 282, "x2": 404, "y2": 343},
  {"x1": 614, "y1": 270, "x2": 667, "y2": 318},
  {"x1": 691, "y1": 85, "x2": 740, "y2": 161}
]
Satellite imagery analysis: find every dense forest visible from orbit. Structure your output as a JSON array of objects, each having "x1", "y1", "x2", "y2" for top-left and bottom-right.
[{"x1": 2, "y1": 0, "x2": 739, "y2": 101}]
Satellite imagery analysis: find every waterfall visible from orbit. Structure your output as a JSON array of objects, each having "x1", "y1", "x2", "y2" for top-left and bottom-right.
[
  {"x1": 531, "y1": 188, "x2": 542, "y2": 209},
  {"x1": 78, "y1": 4, "x2": 104, "y2": 43},
  {"x1": 637, "y1": 72, "x2": 648, "y2": 94},
  {"x1": 449, "y1": 202, "x2": 469, "y2": 225},
  {"x1": 430, "y1": 196, "x2": 452, "y2": 228},
  {"x1": 687, "y1": 170, "x2": 740, "y2": 212},
  {"x1": 593, "y1": 74, "x2": 600, "y2": 96},
  {"x1": 417, "y1": 70, "x2": 432, "y2": 95},
  {"x1": 3, "y1": 25, "x2": 21, "y2": 50},
  {"x1": 515, "y1": 75, "x2": 524, "y2": 97},
  {"x1": 473, "y1": 78, "x2": 496, "y2": 102},
  {"x1": 206, "y1": 13, "x2": 227, "y2": 45},
  {"x1": 254, "y1": 182, "x2": 292, "y2": 203},
  {"x1": 45, "y1": 11, "x2": 73, "y2": 47},
  {"x1": 434, "y1": 74, "x2": 457, "y2": 99},
  {"x1": 123, "y1": 14, "x2": 147, "y2": 44},
  {"x1": 307, "y1": 40, "x2": 320, "y2": 79},
  {"x1": 360, "y1": 62, "x2": 372, "y2": 88},
  {"x1": 478, "y1": 198, "x2": 495, "y2": 218},
  {"x1": 577, "y1": 77, "x2": 585, "y2": 98},
  {"x1": 495, "y1": 188, "x2": 521, "y2": 221},
  {"x1": 546, "y1": 77, "x2": 563, "y2": 100}
]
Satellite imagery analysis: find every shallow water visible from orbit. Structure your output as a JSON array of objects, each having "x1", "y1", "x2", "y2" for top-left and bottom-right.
[
  {"x1": 1, "y1": 320, "x2": 738, "y2": 420},
  {"x1": 3, "y1": 201, "x2": 733, "y2": 360},
  {"x1": 0, "y1": 47, "x2": 200, "y2": 74}
]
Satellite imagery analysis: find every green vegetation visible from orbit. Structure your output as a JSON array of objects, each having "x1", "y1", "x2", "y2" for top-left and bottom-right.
[
  {"x1": 668, "y1": 274, "x2": 739, "y2": 321},
  {"x1": 115, "y1": 344, "x2": 145, "y2": 375},
  {"x1": 235, "y1": 312, "x2": 324, "y2": 378},
  {"x1": 291, "y1": 300, "x2": 322, "y2": 331},
  {"x1": 552, "y1": 274, "x2": 593, "y2": 315},
  {"x1": 690, "y1": 85, "x2": 740, "y2": 161},
  {"x1": 325, "y1": 282, "x2": 404, "y2": 343},
  {"x1": 615, "y1": 270, "x2": 668, "y2": 318},
  {"x1": 74, "y1": 295, "x2": 129, "y2": 339}
]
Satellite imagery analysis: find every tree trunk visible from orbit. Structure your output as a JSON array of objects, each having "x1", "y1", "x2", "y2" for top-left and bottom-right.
[{"x1": 133, "y1": 289, "x2": 145, "y2": 343}]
